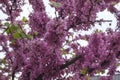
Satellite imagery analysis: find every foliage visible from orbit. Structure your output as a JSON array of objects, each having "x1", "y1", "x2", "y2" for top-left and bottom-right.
[{"x1": 0, "y1": 0, "x2": 120, "y2": 80}]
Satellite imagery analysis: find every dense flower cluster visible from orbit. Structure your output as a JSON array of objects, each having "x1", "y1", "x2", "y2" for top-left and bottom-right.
[
  {"x1": 29, "y1": 0, "x2": 50, "y2": 38},
  {"x1": 0, "y1": 0, "x2": 120, "y2": 80},
  {"x1": 29, "y1": 12, "x2": 50, "y2": 37},
  {"x1": 20, "y1": 39, "x2": 64, "y2": 80},
  {"x1": 45, "y1": 19, "x2": 67, "y2": 48},
  {"x1": 29, "y1": 0, "x2": 45, "y2": 12}
]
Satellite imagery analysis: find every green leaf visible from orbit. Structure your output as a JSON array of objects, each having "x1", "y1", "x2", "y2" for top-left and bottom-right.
[
  {"x1": 13, "y1": 29, "x2": 26, "y2": 39},
  {"x1": 13, "y1": 33, "x2": 26, "y2": 39},
  {"x1": 61, "y1": 48, "x2": 67, "y2": 55},
  {"x1": 6, "y1": 28, "x2": 11, "y2": 34},
  {"x1": 34, "y1": 31, "x2": 38, "y2": 36},
  {"x1": 94, "y1": 29, "x2": 102, "y2": 33},
  {"x1": 2, "y1": 59, "x2": 6, "y2": 64},
  {"x1": 81, "y1": 68, "x2": 87, "y2": 75},
  {"x1": 4, "y1": 22, "x2": 10, "y2": 27},
  {"x1": 21, "y1": 33, "x2": 26, "y2": 38},
  {"x1": 49, "y1": 1, "x2": 61, "y2": 8},
  {"x1": 0, "y1": 66, "x2": 2, "y2": 70},
  {"x1": 5, "y1": 24, "x2": 19, "y2": 34},
  {"x1": 27, "y1": 34, "x2": 33, "y2": 39},
  {"x1": 13, "y1": 32, "x2": 21, "y2": 39},
  {"x1": 11, "y1": 24, "x2": 19, "y2": 32},
  {"x1": 117, "y1": 63, "x2": 120, "y2": 67},
  {"x1": 22, "y1": 16, "x2": 28, "y2": 22}
]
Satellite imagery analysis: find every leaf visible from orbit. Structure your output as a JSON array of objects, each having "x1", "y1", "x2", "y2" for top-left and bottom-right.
[
  {"x1": 22, "y1": 16, "x2": 28, "y2": 22},
  {"x1": 81, "y1": 68, "x2": 87, "y2": 75},
  {"x1": 21, "y1": 33, "x2": 27, "y2": 38},
  {"x1": 13, "y1": 32, "x2": 21, "y2": 39},
  {"x1": 4, "y1": 22, "x2": 10, "y2": 27},
  {"x1": 13, "y1": 29, "x2": 26, "y2": 39},
  {"x1": 94, "y1": 29, "x2": 102, "y2": 33},
  {"x1": 34, "y1": 31, "x2": 38, "y2": 36},
  {"x1": 117, "y1": 63, "x2": 120, "y2": 67},
  {"x1": 6, "y1": 28, "x2": 11, "y2": 34},
  {"x1": 11, "y1": 24, "x2": 19, "y2": 32},
  {"x1": 5, "y1": 24, "x2": 19, "y2": 34},
  {"x1": 61, "y1": 48, "x2": 67, "y2": 55},
  {"x1": 0, "y1": 66, "x2": 2, "y2": 70},
  {"x1": 2, "y1": 59, "x2": 6, "y2": 64},
  {"x1": 49, "y1": 1, "x2": 61, "y2": 8},
  {"x1": 27, "y1": 34, "x2": 33, "y2": 39}
]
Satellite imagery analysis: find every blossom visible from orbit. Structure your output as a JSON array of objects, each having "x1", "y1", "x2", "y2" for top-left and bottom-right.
[
  {"x1": 29, "y1": 12, "x2": 50, "y2": 37},
  {"x1": 45, "y1": 19, "x2": 67, "y2": 48}
]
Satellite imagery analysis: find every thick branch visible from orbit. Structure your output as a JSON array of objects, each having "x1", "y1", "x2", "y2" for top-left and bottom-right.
[{"x1": 60, "y1": 55, "x2": 82, "y2": 70}]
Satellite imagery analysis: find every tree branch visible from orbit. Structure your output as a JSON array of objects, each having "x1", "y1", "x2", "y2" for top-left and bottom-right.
[{"x1": 60, "y1": 55, "x2": 82, "y2": 70}]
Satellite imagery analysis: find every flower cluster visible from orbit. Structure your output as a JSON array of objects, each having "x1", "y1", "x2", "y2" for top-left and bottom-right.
[
  {"x1": 29, "y1": 12, "x2": 50, "y2": 37},
  {"x1": 45, "y1": 19, "x2": 67, "y2": 48},
  {"x1": 0, "y1": 0, "x2": 120, "y2": 80},
  {"x1": 20, "y1": 39, "x2": 65, "y2": 80}
]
